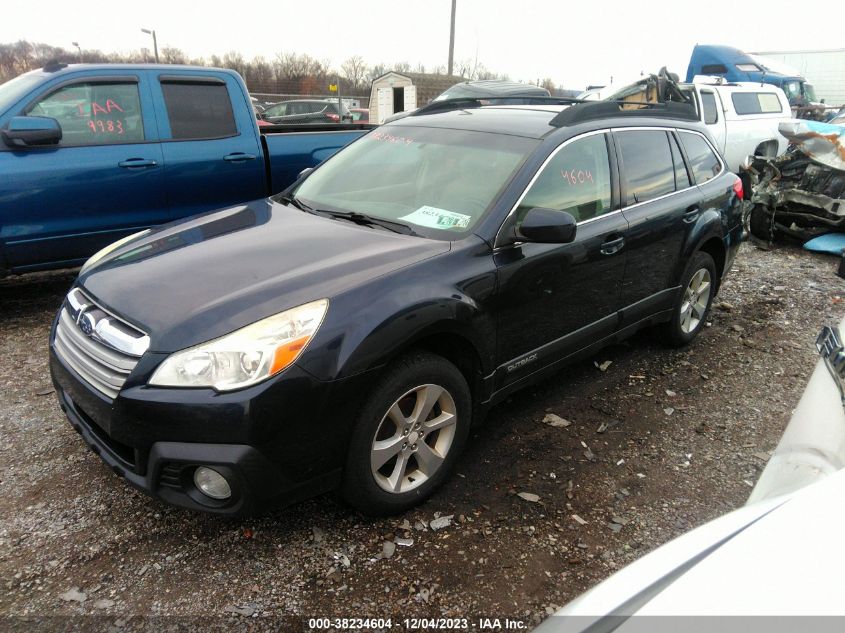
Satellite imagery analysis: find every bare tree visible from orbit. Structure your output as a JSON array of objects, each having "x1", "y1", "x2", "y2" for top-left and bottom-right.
[
  {"x1": 160, "y1": 47, "x2": 187, "y2": 65},
  {"x1": 367, "y1": 63, "x2": 388, "y2": 82},
  {"x1": 222, "y1": 51, "x2": 248, "y2": 79},
  {"x1": 274, "y1": 52, "x2": 326, "y2": 79},
  {"x1": 0, "y1": 39, "x2": 516, "y2": 102},
  {"x1": 540, "y1": 78, "x2": 556, "y2": 93},
  {"x1": 340, "y1": 56, "x2": 367, "y2": 90},
  {"x1": 248, "y1": 56, "x2": 274, "y2": 91}
]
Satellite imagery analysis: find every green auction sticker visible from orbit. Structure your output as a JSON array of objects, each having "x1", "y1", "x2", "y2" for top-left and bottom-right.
[{"x1": 399, "y1": 206, "x2": 472, "y2": 230}]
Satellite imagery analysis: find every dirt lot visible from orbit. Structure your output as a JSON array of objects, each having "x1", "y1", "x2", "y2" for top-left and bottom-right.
[{"x1": 1, "y1": 242, "x2": 843, "y2": 630}]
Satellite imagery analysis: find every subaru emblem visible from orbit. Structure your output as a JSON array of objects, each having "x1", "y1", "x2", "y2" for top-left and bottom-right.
[{"x1": 79, "y1": 312, "x2": 96, "y2": 337}]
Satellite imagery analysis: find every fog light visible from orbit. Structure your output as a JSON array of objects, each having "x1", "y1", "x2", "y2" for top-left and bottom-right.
[{"x1": 193, "y1": 466, "x2": 232, "y2": 500}]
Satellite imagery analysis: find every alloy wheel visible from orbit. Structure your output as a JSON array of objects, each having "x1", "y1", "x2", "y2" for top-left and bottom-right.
[
  {"x1": 680, "y1": 268, "x2": 712, "y2": 334},
  {"x1": 370, "y1": 384, "x2": 458, "y2": 494}
]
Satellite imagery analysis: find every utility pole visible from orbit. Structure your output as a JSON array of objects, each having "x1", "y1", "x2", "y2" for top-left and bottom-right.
[
  {"x1": 447, "y1": 0, "x2": 456, "y2": 76},
  {"x1": 141, "y1": 28, "x2": 159, "y2": 63}
]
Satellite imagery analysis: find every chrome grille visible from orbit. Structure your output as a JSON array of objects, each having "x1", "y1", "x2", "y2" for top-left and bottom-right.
[{"x1": 53, "y1": 289, "x2": 149, "y2": 399}]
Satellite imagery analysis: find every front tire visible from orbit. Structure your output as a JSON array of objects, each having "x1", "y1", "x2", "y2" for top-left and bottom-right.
[
  {"x1": 661, "y1": 251, "x2": 717, "y2": 347},
  {"x1": 341, "y1": 351, "x2": 471, "y2": 516}
]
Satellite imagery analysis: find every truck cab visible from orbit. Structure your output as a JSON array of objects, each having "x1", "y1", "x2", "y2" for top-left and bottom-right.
[
  {"x1": 686, "y1": 45, "x2": 818, "y2": 110},
  {"x1": 0, "y1": 63, "x2": 369, "y2": 275}
]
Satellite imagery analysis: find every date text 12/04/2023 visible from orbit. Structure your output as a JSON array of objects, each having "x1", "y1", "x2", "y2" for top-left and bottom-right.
[{"x1": 306, "y1": 617, "x2": 528, "y2": 630}]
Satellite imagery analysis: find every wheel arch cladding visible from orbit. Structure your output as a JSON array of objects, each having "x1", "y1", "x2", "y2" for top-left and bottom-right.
[
  {"x1": 397, "y1": 329, "x2": 485, "y2": 400},
  {"x1": 697, "y1": 236, "x2": 726, "y2": 289}
]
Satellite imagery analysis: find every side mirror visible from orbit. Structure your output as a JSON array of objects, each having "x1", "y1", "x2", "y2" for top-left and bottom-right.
[
  {"x1": 297, "y1": 167, "x2": 314, "y2": 180},
  {"x1": 1, "y1": 116, "x2": 62, "y2": 148},
  {"x1": 516, "y1": 208, "x2": 577, "y2": 244}
]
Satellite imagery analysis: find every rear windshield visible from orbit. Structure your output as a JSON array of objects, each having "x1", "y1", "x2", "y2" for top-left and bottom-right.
[
  {"x1": 731, "y1": 92, "x2": 783, "y2": 115},
  {"x1": 286, "y1": 125, "x2": 538, "y2": 239}
]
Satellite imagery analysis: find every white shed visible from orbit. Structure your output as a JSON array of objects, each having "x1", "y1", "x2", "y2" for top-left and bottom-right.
[{"x1": 369, "y1": 72, "x2": 465, "y2": 124}]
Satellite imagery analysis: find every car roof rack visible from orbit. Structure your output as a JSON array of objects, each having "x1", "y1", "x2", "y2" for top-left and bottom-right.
[
  {"x1": 42, "y1": 60, "x2": 69, "y2": 72},
  {"x1": 409, "y1": 96, "x2": 583, "y2": 117},
  {"x1": 549, "y1": 100, "x2": 699, "y2": 127}
]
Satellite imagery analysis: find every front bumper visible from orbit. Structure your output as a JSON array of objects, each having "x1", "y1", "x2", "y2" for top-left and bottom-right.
[{"x1": 50, "y1": 344, "x2": 371, "y2": 516}]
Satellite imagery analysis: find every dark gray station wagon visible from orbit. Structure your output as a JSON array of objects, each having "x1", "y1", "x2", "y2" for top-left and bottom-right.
[{"x1": 50, "y1": 99, "x2": 745, "y2": 516}]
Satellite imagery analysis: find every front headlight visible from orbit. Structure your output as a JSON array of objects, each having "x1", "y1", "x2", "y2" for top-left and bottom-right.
[
  {"x1": 148, "y1": 299, "x2": 328, "y2": 391},
  {"x1": 80, "y1": 229, "x2": 151, "y2": 275}
]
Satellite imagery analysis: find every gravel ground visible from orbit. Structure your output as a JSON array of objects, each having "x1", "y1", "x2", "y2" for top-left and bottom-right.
[{"x1": 1, "y1": 241, "x2": 843, "y2": 631}]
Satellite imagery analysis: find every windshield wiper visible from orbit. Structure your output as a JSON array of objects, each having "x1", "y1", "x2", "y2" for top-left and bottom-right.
[
  {"x1": 279, "y1": 196, "x2": 418, "y2": 236},
  {"x1": 278, "y1": 194, "x2": 313, "y2": 213},
  {"x1": 317, "y1": 210, "x2": 419, "y2": 236}
]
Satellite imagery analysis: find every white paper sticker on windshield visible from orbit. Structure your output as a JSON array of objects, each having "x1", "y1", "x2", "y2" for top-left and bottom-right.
[{"x1": 399, "y1": 206, "x2": 472, "y2": 230}]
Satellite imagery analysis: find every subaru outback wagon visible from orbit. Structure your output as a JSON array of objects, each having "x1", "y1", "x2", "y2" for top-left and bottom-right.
[{"x1": 50, "y1": 100, "x2": 744, "y2": 516}]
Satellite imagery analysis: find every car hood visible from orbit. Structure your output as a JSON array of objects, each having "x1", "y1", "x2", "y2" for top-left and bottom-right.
[
  {"x1": 538, "y1": 468, "x2": 845, "y2": 629},
  {"x1": 79, "y1": 198, "x2": 449, "y2": 352}
]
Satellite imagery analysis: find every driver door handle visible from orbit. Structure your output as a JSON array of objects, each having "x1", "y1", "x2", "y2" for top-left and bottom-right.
[
  {"x1": 118, "y1": 158, "x2": 158, "y2": 169},
  {"x1": 600, "y1": 235, "x2": 625, "y2": 255}
]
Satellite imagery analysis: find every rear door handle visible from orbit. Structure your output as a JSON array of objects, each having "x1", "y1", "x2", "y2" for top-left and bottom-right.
[
  {"x1": 600, "y1": 235, "x2": 625, "y2": 255},
  {"x1": 683, "y1": 205, "x2": 701, "y2": 224},
  {"x1": 224, "y1": 152, "x2": 257, "y2": 162},
  {"x1": 118, "y1": 158, "x2": 158, "y2": 169}
]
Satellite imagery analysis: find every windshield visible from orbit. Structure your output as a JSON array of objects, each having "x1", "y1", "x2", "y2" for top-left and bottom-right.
[
  {"x1": 782, "y1": 81, "x2": 801, "y2": 100},
  {"x1": 804, "y1": 83, "x2": 818, "y2": 102},
  {"x1": 286, "y1": 125, "x2": 538, "y2": 238},
  {"x1": 0, "y1": 72, "x2": 44, "y2": 113}
]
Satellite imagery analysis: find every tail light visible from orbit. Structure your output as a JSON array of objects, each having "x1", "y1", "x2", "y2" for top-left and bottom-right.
[
  {"x1": 326, "y1": 113, "x2": 340, "y2": 122},
  {"x1": 732, "y1": 176, "x2": 744, "y2": 200}
]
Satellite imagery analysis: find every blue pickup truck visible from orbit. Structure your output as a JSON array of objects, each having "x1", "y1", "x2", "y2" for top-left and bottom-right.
[{"x1": 0, "y1": 63, "x2": 371, "y2": 275}]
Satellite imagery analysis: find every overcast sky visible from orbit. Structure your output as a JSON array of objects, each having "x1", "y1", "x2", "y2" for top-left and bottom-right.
[{"x1": 1, "y1": 0, "x2": 838, "y2": 90}]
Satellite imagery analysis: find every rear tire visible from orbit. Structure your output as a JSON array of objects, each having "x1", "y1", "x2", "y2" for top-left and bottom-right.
[
  {"x1": 661, "y1": 251, "x2": 717, "y2": 347},
  {"x1": 341, "y1": 351, "x2": 471, "y2": 516}
]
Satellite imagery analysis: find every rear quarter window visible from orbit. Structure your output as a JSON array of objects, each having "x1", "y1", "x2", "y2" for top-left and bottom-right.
[
  {"x1": 731, "y1": 92, "x2": 784, "y2": 115},
  {"x1": 700, "y1": 91, "x2": 719, "y2": 125},
  {"x1": 679, "y1": 131, "x2": 722, "y2": 184}
]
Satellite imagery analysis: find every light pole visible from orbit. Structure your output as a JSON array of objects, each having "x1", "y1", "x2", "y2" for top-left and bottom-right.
[
  {"x1": 71, "y1": 41, "x2": 82, "y2": 63},
  {"x1": 141, "y1": 28, "x2": 159, "y2": 63},
  {"x1": 447, "y1": 0, "x2": 456, "y2": 76}
]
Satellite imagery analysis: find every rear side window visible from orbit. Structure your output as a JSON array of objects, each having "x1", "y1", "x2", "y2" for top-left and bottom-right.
[
  {"x1": 515, "y1": 133, "x2": 612, "y2": 223},
  {"x1": 731, "y1": 92, "x2": 784, "y2": 115},
  {"x1": 616, "y1": 130, "x2": 675, "y2": 204},
  {"x1": 161, "y1": 81, "x2": 237, "y2": 140},
  {"x1": 679, "y1": 132, "x2": 722, "y2": 184},
  {"x1": 700, "y1": 91, "x2": 719, "y2": 124},
  {"x1": 27, "y1": 81, "x2": 144, "y2": 146}
]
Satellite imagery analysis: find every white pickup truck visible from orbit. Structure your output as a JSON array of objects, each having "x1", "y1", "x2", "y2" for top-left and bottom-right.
[
  {"x1": 688, "y1": 77, "x2": 793, "y2": 172},
  {"x1": 602, "y1": 73, "x2": 794, "y2": 172}
]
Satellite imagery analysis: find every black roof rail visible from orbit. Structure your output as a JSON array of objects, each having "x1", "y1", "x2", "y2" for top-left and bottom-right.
[
  {"x1": 549, "y1": 100, "x2": 699, "y2": 127},
  {"x1": 410, "y1": 96, "x2": 583, "y2": 117},
  {"x1": 42, "y1": 60, "x2": 68, "y2": 72}
]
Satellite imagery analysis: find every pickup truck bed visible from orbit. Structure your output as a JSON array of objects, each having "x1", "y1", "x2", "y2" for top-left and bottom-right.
[{"x1": 0, "y1": 64, "x2": 372, "y2": 275}]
